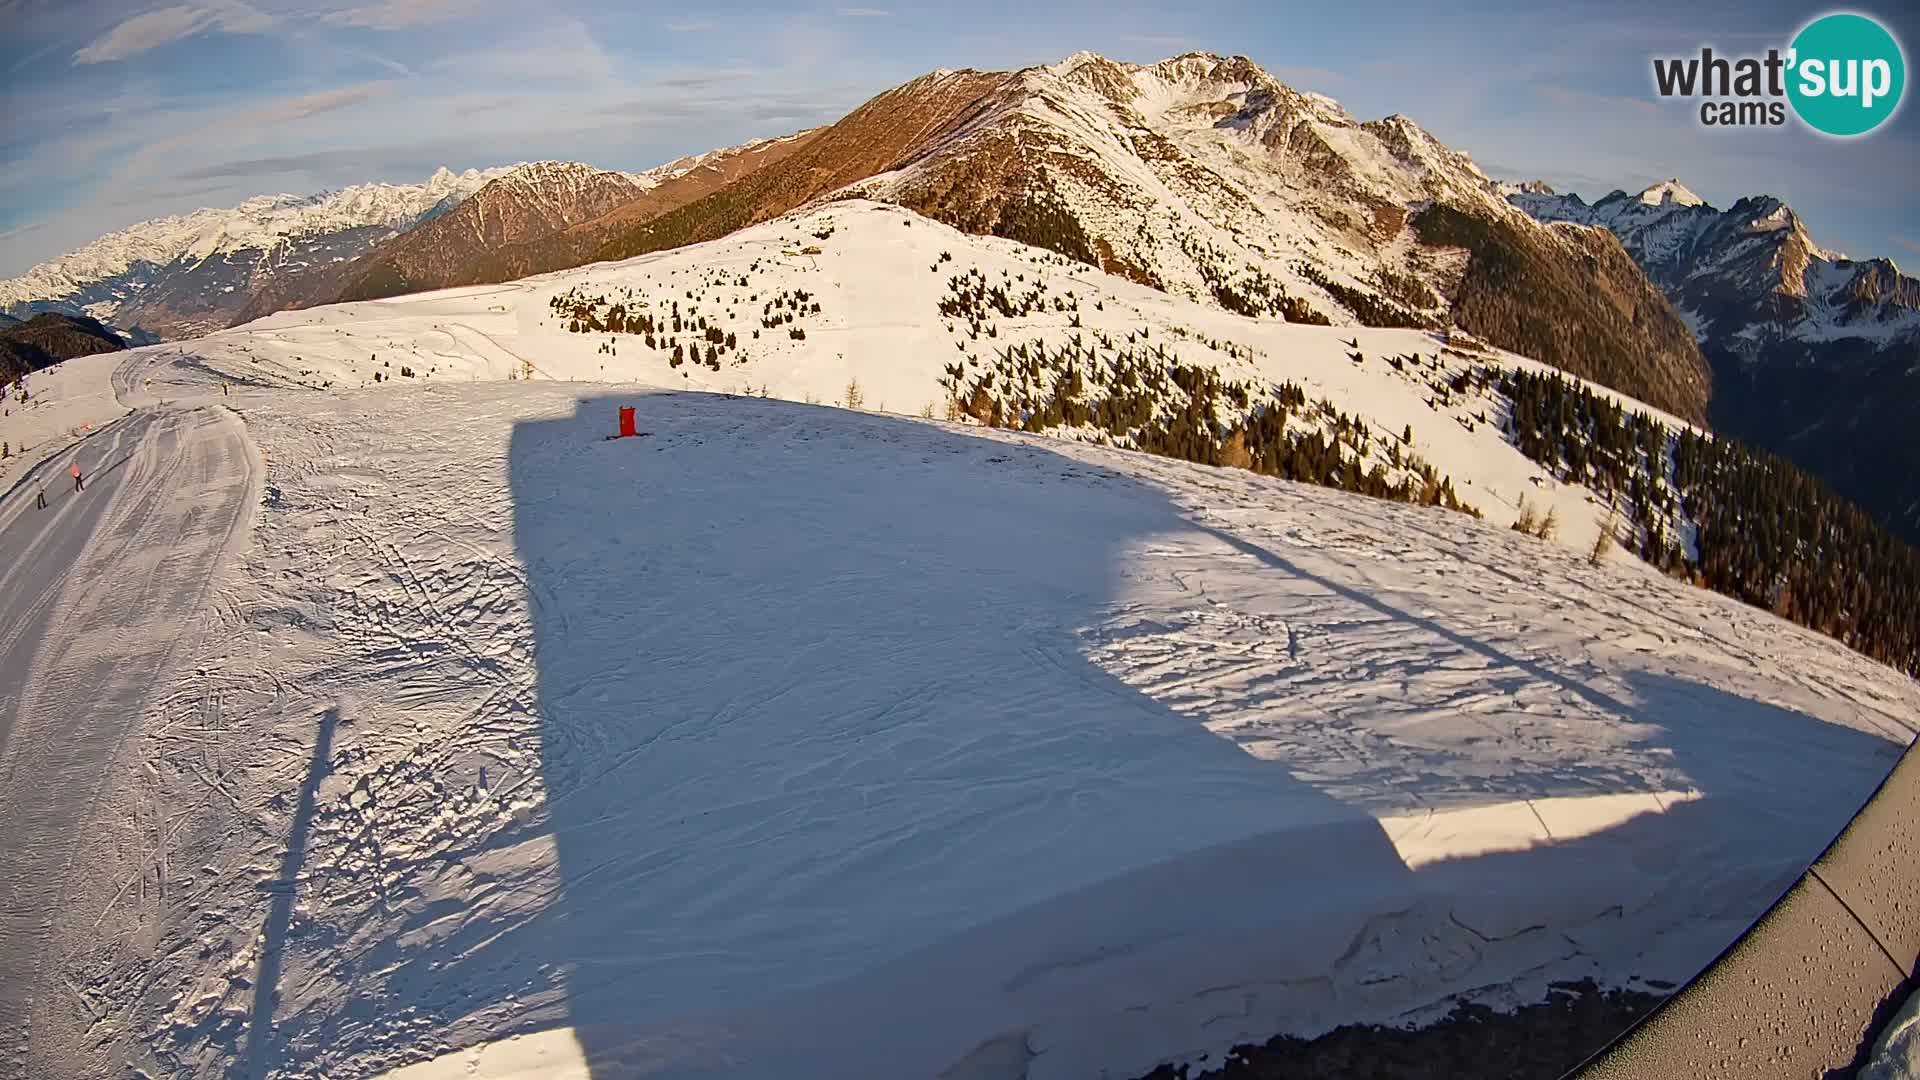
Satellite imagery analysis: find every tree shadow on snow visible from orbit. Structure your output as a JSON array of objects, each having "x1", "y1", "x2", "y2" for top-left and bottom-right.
[{"x1": 469, "y1": 392, "x2": 1900, "y2": 1079}]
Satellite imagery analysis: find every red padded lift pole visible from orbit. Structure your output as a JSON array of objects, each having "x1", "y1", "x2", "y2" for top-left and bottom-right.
[{"x1": 618, "y1": 406, "x2": 636, "y2": 438}]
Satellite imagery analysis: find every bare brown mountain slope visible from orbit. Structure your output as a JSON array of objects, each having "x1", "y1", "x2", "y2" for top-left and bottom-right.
[
  {"x1": 587, "y1": 68, "x2": 1010, "y2": 264},
  {"x1": 231, "y1": 139, "x2": 822, "y2": 323},
  {"x1": 453, "y1": 133, "x2": 824, "y2": 285},
  {"x1": 332, "y1": 162, "x2": 647, "y2": 303},
  {"x1": 312, "y1": 68, "x2": 1008, "y2": 308}
]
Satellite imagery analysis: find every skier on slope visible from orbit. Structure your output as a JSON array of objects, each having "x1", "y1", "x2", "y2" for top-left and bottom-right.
[
  {"x1": 36, "y1": 487, "x2": 46, "y2": 510},
  {"x1": 71, "y1": 461, "x2": 83, "y2": 493}
]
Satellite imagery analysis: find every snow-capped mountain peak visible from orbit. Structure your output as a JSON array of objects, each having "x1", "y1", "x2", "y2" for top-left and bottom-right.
[
  {"x1": 1510, "y1": 179, "x2": 1920, "y2": 348},
  {"x1": 482, "y1": 160, "x2": 649, "y2": 201},
  {"x1": 1504, "y1": 179, "x2": 1557, "y2": 196},
  {"x1": 1048, "y1": 49, "x2": 1113, "y2": 77},
  {"x1": 1638, "y1": 179, "x2": 1704, "y2": 208}
]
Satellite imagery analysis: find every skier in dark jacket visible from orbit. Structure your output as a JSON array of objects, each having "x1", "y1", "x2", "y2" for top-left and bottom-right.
[{"x1": 36, "y1": 487, "x2": 46, "y2": 509}]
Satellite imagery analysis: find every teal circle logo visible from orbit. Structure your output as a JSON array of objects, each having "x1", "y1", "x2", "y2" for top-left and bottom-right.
[{"x1": 1787, "y1": 12, "x2": 1906, "y2": 136}]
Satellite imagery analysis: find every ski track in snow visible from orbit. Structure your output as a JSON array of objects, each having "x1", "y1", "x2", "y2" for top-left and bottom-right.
[
  {"x1": 0, "y1": 204, "x2": 1915, "y2": 1079},
  {"x1": 0, "y1": 377, "x2": 256, "y2": 1080}
]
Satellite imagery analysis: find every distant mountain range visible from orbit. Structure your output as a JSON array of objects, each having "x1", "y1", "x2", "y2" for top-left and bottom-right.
[
  {"x1": 1506, "y1": 179, "x2": 1920, "y2": 542},
  {"x1": 5, "y1": 50, "x2": 1915, "y2": 539},
  {"x1": 228, "y1": 160, "x2": 655, "y2": 323},
  {"x1": 0, "y1": 166, "x2": 510, "y2": 339},
  {"x1": 1507, "y1": 179, "x2": 1919, "y2": 349}
]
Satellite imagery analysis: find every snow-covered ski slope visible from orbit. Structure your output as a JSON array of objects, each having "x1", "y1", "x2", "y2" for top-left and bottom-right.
[
  {"x1": 182, "y1": 200, "x2": 1691, "y2": 558},
  {"x1": 109, "y1": 382, "x2": 1915, "y2": 1080},
  {"x1": 0, "y1": 366, "x2": 257, "y2": 1079},
  {"x1": 0, "y1": 201, "x2": 1914, "y2": 1080}
]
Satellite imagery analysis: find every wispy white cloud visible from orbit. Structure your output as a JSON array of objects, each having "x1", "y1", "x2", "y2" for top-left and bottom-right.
[
  {"x1": 656, "y1": 67, "x2": 757, "y2": 89},
  {"x1": 73, "y1": 1, "x2": 273, "y2": 64},
  {"x1": 1898, "y1": 237, "x2": 1920, "y2": 256},
  {"x1": 837, "y1": 6, "x2": 891, "y2": 16},
  {"x1": 11, "y1": 79, "x2": 400, "y2": 211},
  {"x1": 599, "y1": 91, "x2": 843, "y2": 126},
  {"x1": 0, "y1": 221, "x2": 46, "y2": 244},
  {"x1": 667, "y1": 19, "x2": 716, "y2": 33},
  {"x1": 431, "y1": 18, "x2": 613, "y2": 85},
  {"x1": 342, "y1": 44, "x2": 417, "y2": 78},
  {"x1": 247, "y1": 81, "x2": 394, "y2": 124},
  {"x1": 173, "y1": 145, "x2": 406, "y2": 182},
  {"x1": 7, "y1": 38, "x2": 62, "y2": 74},
  {"x1": 100, "y1": 180, "x2": 234, "y2": 210},
  {"x1": 323, "y1": 0, "x2": 461, "y2": 30},
  {"x1": 1582, "y1": 24, "x2": 1784, "y2": 50},
  {"x1": 447, "y1": 95, "x2": 517, "y2": 119}
]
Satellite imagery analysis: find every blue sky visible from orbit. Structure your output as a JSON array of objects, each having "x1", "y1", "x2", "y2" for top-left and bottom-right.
[{"x1": 2, "y1": 0, "x2": 1916, "y2": 276}]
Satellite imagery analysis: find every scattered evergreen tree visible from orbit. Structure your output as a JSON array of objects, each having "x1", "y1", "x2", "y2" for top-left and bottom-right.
[{"x1": 1591, "y1": 514, "x2": 1618, "y2": 566}]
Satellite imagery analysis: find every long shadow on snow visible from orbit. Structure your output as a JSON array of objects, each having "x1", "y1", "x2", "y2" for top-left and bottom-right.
[
  {"x1": 495, "y1": 393, "x2": 1897, "y2": 1079},
  {"x1": 242, "y1": 707, "x2": 337, "y2": 1080},
  {"x1": 498, "y1": 392, "x2": 1408, "y2": 1076}
]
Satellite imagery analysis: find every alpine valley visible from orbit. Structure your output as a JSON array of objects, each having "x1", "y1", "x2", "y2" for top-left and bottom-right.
[{"x1": 1508, "y1": 180, "x2": 1920, "y2": 543}]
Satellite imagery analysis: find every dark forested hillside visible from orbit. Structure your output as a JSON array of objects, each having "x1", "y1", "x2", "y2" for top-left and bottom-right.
[
  {"x1": 1705, "y1": 339, "x2": 1920, "y2": 546},
  {"x1": 1496, "y1": 366, "x2": 1920, "y2": 677},
  {"x1": 0, "y1": 313, "x2": 127, "y2": 384},
  {"x1": 1412, "y1": 205, "x2": 1712, "y2": 426}
]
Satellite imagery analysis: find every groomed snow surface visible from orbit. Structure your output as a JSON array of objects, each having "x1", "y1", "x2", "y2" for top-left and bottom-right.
[{"x1": 2, "y1": 203, "x2": 1916, "y2": 1080}]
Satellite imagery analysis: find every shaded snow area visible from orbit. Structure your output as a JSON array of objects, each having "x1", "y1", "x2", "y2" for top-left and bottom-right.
[{"x1": 35, "y1": 374, "x2": 1910, "y2": 1080}]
